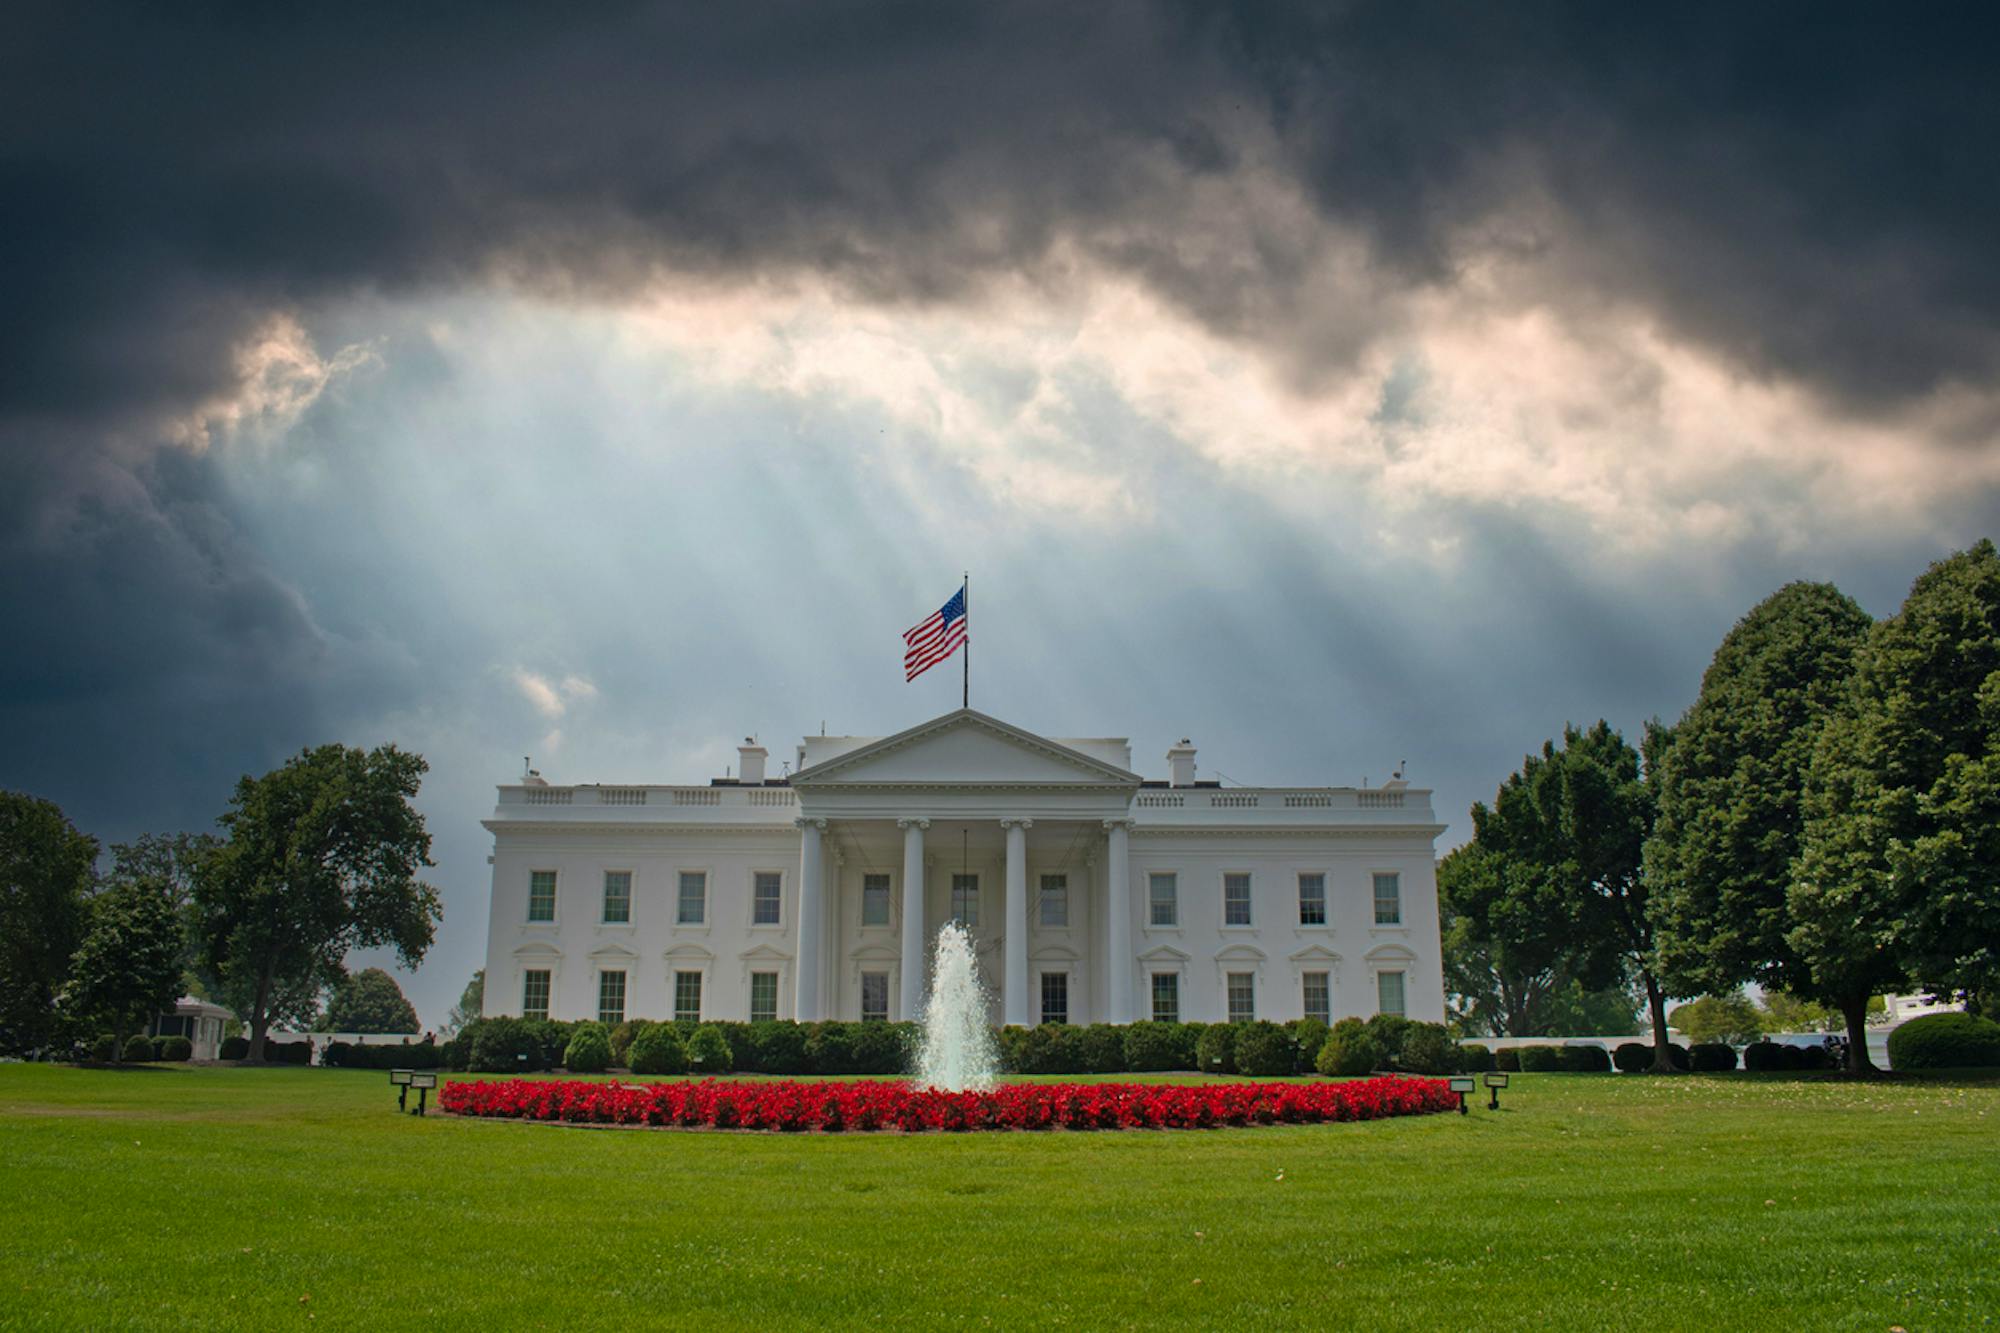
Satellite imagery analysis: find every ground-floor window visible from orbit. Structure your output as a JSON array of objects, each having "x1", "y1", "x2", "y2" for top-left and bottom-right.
[
  {"x1": 597, "y1": 970, "x2": 626, "y2": 1025},
  {"x1": 1040, "y1": 971, "x2": 1068, "y2": 1025},
  {"x1": 1376, "y1": 970, "x2": 1405, "y2": 1017},
  {"x1": 522, "y1": 969, "x2": 551, "y2": 1020},
  {"x1": 750, "y1": 971, "x2": 779, "y2": 1023},
  {"x1": 860, "y1": 970, "x2": 889, "y2": 1021},
  {"x1": 1302, "y1": 971, "x2": 1330, "y2": 1023},
  {"x1": 1151, "y1": 972, "x2": 1179, "y2": 1023},
  {"x1": 674, "y1": 970, "x2": 703, "y2": 1023},
  {"x1": 1226, "y1": 971, "x2": 1255, "y2": 1022}
]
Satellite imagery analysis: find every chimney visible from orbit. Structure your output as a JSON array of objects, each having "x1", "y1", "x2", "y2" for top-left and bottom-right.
[
  {"x1": 738, "y1": 738, "x2": 767, "y2": 786},
  {"x1": 1167, "y1": 739, "x2": 1197, "y2": 788}
]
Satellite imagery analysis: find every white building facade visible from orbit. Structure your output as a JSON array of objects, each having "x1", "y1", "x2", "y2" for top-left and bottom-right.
[{"x1": 480, "y1": 710, "x2": 1446, "y2": 1029}]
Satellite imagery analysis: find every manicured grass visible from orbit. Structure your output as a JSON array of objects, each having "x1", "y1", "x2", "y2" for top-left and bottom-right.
[{"x1": 2, "y1": 1066, "x2": 1995, "y2": 1330}]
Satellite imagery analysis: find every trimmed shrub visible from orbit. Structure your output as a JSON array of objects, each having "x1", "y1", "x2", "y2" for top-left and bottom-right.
[
  {"x1": 852, "y1": 1022, "x2": 915, "y2": 1075},
  {"x1": 1613, "y1": 1041, "x2": 1653, "y2": 1073},
  {"x1": 1888, "y1": 1012, "x2": 2000, "y2": 1070},
  {"x1": 260, "y1": 1039, "x2": 312, "y2": 1065},
  {"x1": 1077, "y1": 1024, "x2": 1127, "y2": 1074},
  {"x1": 1235, "y1": 1022, "x2": 1296, "y2": 1077},
  {"x1": 122, "y1": 1035, "x2": 155, "y2": 1062},
  {"x1": 1800, "y1": 1043, "x2": 1834, "y2": 1071},
  {"x1": 1195, "y1": 1022, "x2": 1239, "y2": 1074},
  {"x1": 1779, "y1": 1042, "x2": 1807, "y2": 1071},
  {"x1": 1315, "y1": 1018, "x2": 1381, "y2": 1076},
  {"x1": 627, "y1": 1023, "x2": 688, "y2": 1075},
  {"x1": 1397, "y1": 1023, "x2": 1463, "y2": 1074},
  {"x1": 707, "y1": 1023, "x2": 754, "y2": 1070},
  {"x1": 468, "y1": 1017, "x2": 545, "y2": 1073},
  {"x1": 89, "y1": 1034, "x2": 116, "y2": 1062},
  {"x1": 440, "y1": 1029, "x2": 471, "y2": 1071},
  {"x1": 564, "y1": 1023, "x2": 613, "y2": 1073},
  {"x1": 1123, "y1": 1022, "x2": 1185, "y2": 1072},
  {"x1": 1515, "y1": 1045, "x2": 1564, "y2": 1072},
  {"x1": 1689, "y1": 1042, "x2": 1737, "y2": 1072},
  {"x1": 219, "y1": 1035, "x2": 250, "y2": 1061},
  {"x1": 1495, "y1": 1046, "x2": 1521, "y2": 1073},
  {"x1": 1366, "y1": 1014, "x2": 1415, "y2": 1067},
  {"x1": 608, "y1": 1020, "x2": 649, "y2": 1068},
  {"x1": 742, "y1": 1020, "x2": 809, "y2": 1074},
  {"x1": 1742, "y1": 1040, "x2": 1785, "y2": 1072},
  {"x1": 1287, "y1": 1018, "x2": 1330, "y2": 1073},
  {"x1": 527, "y1": 1020, "x2": 574, "y2": 1070},
  {"x1": 804, "y1": 1021, "x2": 855, "y2": 1074},
  {"x1": 1562, "y1": 1043, "x2": 1612, "y2": 1073},
  {"x1": 1458, "y1": 1043, "x2": 1495, "y2": 1073},
  {"x1": 325, "y1": 1040, "x2": 442, "y2": 1070},
  {"x1": 685, "y1": 1024, "x2": 734, "y2": 1073},
  {"x1": 1668, "y1": 1042, "x2": 1690, "y2": 1072}
]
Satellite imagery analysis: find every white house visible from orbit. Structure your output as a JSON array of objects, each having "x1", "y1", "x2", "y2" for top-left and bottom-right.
[{"x1": 480, "y1": 709, "x2": 1445, "y2": 1029}]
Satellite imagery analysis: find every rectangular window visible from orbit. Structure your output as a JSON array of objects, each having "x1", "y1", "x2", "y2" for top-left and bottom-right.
[
  {"x1": 597, "y1": 970, "x2": 626, "y2": 1026},
  {"x1": 1303, "y1": 971, "x2": 1330, "y2": 1023},
  {"x1": 951, "y1": 873, "x2": 980, "y2": 926},
  {"x1": 1227, "y1": 971, "x2": 1256, "y2": 1023},
  {"x1": 1224, "y1": 872, "x2": 1253, "y2": 926},
  {"x1": 750, "y1": 971, "x2": 779, "y2": 1023},
  {"x1": 1297, "y1": 872, "x2": 1327, "y2": 926},
  {"x1": 752, "y1": 872, "x2": 782, "y2": 926},
  {"x1": 1038, "y1": 873, "x2": 1069, "y2": 927},
  {"x1": 674, "y1": 970, "x2": 703, "y2": 1023},
  {"x1": 1373, "y1": 872, "x2": 1402, "y2": 925},
  {"x1": 1040, "y1": 971, "x2": 1069, "y2": 1025},
  {"x1": 862, "y1": 873, "x2": 892, "y2": 927},
  {"x1": 602, "y1": 870, "x2": 631, "y2": 924},
  {"x1": 522, "y1": 969, "x2": 551, "y2": 1020},
  {"x1": 527, "y1": 871, "x2": 557, "y2": 923},
  {"x1": 1377, "y1": 970, "x2": 1406, "y2": 1017},
  {"x1": 860, "y1": 971, "x2": 889, "y2": 1022},
  {"x1": 1150, "y1": 972, "x2": 1180, "y2": 1023},
  {"x1": 1148, "y1": 872, "x2": 1178, "y2": 927},
  {"x1": 678, "y1": 871, "x2": 707, "y2": 925}
]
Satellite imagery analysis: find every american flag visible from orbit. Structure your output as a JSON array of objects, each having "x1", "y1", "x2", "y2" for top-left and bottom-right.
[{"x1": 904, "y1": 586, "x2": 967, "y2": 681}]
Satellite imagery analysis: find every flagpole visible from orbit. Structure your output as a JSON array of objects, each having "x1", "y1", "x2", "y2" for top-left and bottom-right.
[{"x1": 961, "y1": 571, "x2": 970, "y2": 709}]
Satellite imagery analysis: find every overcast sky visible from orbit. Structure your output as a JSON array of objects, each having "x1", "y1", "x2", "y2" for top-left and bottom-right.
[{"x1": 6, "y1": 5, "x2": 1998, "y2": 1026}]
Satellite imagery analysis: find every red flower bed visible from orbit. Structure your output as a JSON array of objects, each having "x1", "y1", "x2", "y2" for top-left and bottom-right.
[{"x1": 438, "y1": 1075, "x2": 1455, "y2": 1132}]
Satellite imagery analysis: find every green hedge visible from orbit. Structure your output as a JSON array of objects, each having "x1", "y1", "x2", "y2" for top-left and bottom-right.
[
  {"x1": 323, "y1": 1040, "x2": 442, "y2": 1070},
  {"x1": 1515, "y1": 1044, "x2": 1565, "y2": 1072},
  {"x1": 685, "y1": 1025, "x2": 733, "y2": 1072},
  {"x1": 1458, "y1": 1043, "x2": 1495, "y2": 1073},
  {"x1": 1315, "y1": 1018, "x2": 1380, "y2": 1076},
  {"x1": 563, "y1": 1024, "x2": 613, "y2": 1074},
  {"x1": 1742, "y1": 1040, "x2": 1784, "y2": 1072},
  {"x1": 159, "y1": 1035, "x2": 194, "y2": 1061},
  {"x1": 627, "y1": 1024, "x2": 687, "y2": 1075},
  {"x1": 219, "y1": 1035, "x2": 249, "y2": 1061},
  {"x1": 1888, "y1": 1012, "x2": 2000, "y2": 1070},
  {"x1": 1689, "y1": 1042, "x2": 1737, "y2": 1072},
  {"x1": 121, "y1": 1035, "x2": 155, "y2": 1062},
  {"x1": 1194, "y1": 1022, "x2": 1238, "y2": 1074}
]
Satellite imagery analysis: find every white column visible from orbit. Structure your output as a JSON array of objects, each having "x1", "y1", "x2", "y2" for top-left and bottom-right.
[
  {"x1": 1001, "y1": 817, "x2": 1031, "y2": 1027},
  {"x1": 898, "y1": 817, "x2": 929, "y2": 1020},
  {"x1": 794, "y1": 817, "x2": 825, "y2": 1020},
  {"x1": 1105, "y1": 817, "x2": 1133, "y2": 1023}
]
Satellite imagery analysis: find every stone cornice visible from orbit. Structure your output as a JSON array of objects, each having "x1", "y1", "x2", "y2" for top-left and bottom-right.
[{"x1": 1130, "y1": 824, "x2": 1449, "y2": 839}]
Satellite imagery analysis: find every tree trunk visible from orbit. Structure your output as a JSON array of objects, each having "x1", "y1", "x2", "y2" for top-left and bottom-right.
[
  {"x1": 1644, "y1": 972, "x2": 1677, "y2": 1073},
  {"x1": 1839, "y1": 991, "x2": 1879, "y2": 1075},
  {"x1": 111, "y1": 1019, "x2": 128, "y2": 1065},
  {"x1": 245, "y1": 968, "x2": 273, "y2": 1064}
]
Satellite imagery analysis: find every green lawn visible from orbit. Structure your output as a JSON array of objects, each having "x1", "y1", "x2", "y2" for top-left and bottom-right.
[{"x1": 2, "y1": 1066, "x2": 1995, "y2": 1331}]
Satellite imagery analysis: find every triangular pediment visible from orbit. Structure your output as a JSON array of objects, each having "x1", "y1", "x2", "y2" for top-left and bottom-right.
[{"x1": 793, "y1": 710, "x2": 1139, "y2": 788}]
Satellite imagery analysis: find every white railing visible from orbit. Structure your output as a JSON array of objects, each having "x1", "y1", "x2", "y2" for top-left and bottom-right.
[
  {"x1": 600, "y1": 787, "x2": 648, "y2": 806},
  {"x1": 521, "y1": 787, "x2": 572, "y2": 805},
  {"x1": 1136, "y1": 793, "x2": 1184, "y2": 808},
  {"x1": 1358, "y1": 791, "x2": 1406, "y2": 809}
]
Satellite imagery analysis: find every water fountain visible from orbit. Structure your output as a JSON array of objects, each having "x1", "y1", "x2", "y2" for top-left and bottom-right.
[{"x1": 912, "y1": 921, "x2": 1000, "y2": 1091}]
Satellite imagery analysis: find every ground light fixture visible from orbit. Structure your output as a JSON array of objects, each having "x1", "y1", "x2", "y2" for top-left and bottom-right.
[
  {"x1": 1484, "y1": 1071, "x2": 1509, "y2": 1111},
  {"x1": 1448, "y1": 1075, "x2": 1477, "y2": 1114},
  {"x1": 390, "y1": 1069, "x2": 439, "y2": 1116}
]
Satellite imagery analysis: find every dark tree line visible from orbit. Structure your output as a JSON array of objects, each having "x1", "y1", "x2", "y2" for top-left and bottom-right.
[{"x1": 1444, "y1": 541, "x2": 2000, "y2": 1073}]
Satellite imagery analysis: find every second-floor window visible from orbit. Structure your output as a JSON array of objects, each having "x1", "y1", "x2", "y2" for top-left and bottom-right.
[
  {"x1": 527, "y1": 871, "x2": 556, "y2": 923},
  {"x1": 1039, "y1": 874, "x2": 1068, "y2": 927},
  {"x1": 678, "y1": 871, "x2": 707, "y2": 925},
  {"x1": 1224, "y1": 873, "x2": 1253, "y2": 926},
  {"x1": 862, "y1": 873, "x2": 891, "y2": 927},
  {"x1": 752, "y1": 872, "x2": 782, "y2": 926},
  {"x1": 602, "y1": 871, "x2": 631, "y2": 924},
  {"x1": 1297, "y1": 873, "x2": 1326, "y2": 926},
  {"x1": 1373, "y1": 872, "x2": 1402, "y2": 925},
  {"x1": 951, "y1": 873, "x2": 979, "y2": 926}
]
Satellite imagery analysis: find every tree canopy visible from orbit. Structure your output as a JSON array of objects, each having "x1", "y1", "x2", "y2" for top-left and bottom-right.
[
  {"x1": 1646, "y1": 582, "x2": 1872, "y2": 1001},
  {"x1": 0, "y1": 792, "x2": 97, "y2": 1057},
  {"x1": 1794, "y1": 541, "x2": 2000, "y2": 1045},
  {"x1": 320, "y1": 967, "x2": 420, "y2": 1034},
  {"x1": 1668, "y1": 991, "x2": 1765, "y2": 1046},
  {"x1": 444, "y1": 969, "x2": 484, "y2": 1037},
  {"x1": 63, "y1": 878, "x2": 185, "y2": 1061},
  {"x1": 195, "y1": 744, "x2": 441, "y2": 1059}
]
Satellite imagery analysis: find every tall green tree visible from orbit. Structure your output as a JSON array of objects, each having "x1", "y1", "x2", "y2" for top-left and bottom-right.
[
  {"x1": 443, "y1": 969, "x2": 484, "y2": 1037},
  {"x1": 194, "y1": 744, "x2": 441, "y2": 1062},
  {"x1": 319, "y1": 967, "x2": 420, "y2": 1034},
  {"x1": 1440, "y1": 843, "x2": 1573, "y2": 1036},
  {"x1": 1795, "y1": 541, "x2": 2000, "y2": 1063},
  {"x1": 0, "y1": 792, "x2": 97, "y2": 1057},
  {"x1": 104, "y1": 832, "x2": 219, "y2": 988},
  {"x1": 62, "y1": 879, "x2": 184, "y2": 1062},
  {"x1": 1645, "y1": 582, "x2": 1875, "y2": 1058},
  {"x1": 1667, "y1": 991, "x2": 1764, "y2": 1045},
  {"x1": 1472, "y1": 721, "x2": 1677, "y2": 1068}
]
